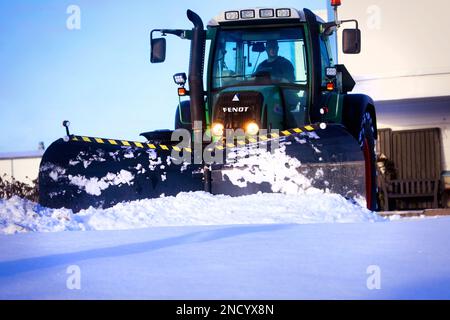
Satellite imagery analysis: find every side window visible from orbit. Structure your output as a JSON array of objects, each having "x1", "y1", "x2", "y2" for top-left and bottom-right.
[
  {"x1": 283, "y1": 88, "x2": 308, "y2": 127},
  {"x1": 275, "y1": 40, "x2": 307, "y2": 84},
  {"x1": 213, "y1": 41, "x2": 237, "y2": 88},
  {"x1": 224, "y1": 41, "x2": 237, "y2": 73},
  {"x1": 320, "y1": 36, "x2": 331, "y2": 84}
]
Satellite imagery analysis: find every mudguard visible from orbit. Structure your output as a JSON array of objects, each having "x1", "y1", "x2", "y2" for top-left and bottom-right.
[{"x1": 343, "y1": 94, "x2": 377, "y2": 139}]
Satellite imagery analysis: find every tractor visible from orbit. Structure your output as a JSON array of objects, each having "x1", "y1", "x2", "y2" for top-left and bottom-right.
[{"x1": 39, "y1": 1, "x2": 378, "y2": 211}]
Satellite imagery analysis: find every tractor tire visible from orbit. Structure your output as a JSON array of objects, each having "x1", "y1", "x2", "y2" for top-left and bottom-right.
[{"x1": 357, "y1": 111, "x2": 378, "y2": 211}]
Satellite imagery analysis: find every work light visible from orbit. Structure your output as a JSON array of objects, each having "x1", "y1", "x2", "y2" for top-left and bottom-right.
[
  {"x1": 224, "y1": 11, "x2": 239, "y2": 20},
  {"x1": 259, "y1": 9, "x2": 274, "y2": 18},
  {"x1": 326, "y1": 67, "x2": 337, "y2": 78},
  {"x1": 240, "y1": 10, "x2": 255, "y2": 19},
  {"x1": 173, "y1": 73, "x2": 187, "y2": 86},
  {"x1": 276, "y1": 8, "x2": 291, "y2": 17}
]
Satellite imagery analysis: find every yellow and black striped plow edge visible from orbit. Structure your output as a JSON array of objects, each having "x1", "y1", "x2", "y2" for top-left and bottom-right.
[{"x1": 69, "y1": 124, "x2": 318, "y2": 153}]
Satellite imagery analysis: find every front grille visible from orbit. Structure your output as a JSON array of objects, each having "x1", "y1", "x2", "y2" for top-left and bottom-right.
[{"x1": 213, "y1": 91, "x2": 264, "y2": 129}]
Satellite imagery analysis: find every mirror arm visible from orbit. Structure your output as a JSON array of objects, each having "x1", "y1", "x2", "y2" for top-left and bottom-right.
[
  {"x1": 340, "y1": 19, "x2": 359, "y2": 30},
  {"x1": 151, "y1": 29, "x2": 187, "y2": 40},
  {"x1": 322, "y1": 22, "x2": 338, "y2": 36},
  {"x1": 322, "y1": 19, "x2": 359, "y2": 35}
]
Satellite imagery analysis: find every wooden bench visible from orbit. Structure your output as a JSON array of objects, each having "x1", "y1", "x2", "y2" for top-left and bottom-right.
[
  {"x1": 443, "y1": 173, "x2": 450, "y2": 208},
  {"x1": 377, "y1": 128, "x2": 442, "y2": 211}
]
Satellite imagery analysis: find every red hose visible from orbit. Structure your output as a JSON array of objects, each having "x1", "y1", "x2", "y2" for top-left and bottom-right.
[{"x1": 363, "y1": 138, "x2": 373, "y2": 209}]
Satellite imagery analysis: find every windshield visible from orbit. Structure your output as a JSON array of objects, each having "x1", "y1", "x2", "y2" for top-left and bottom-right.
[{"x1": 212, "y1": 27, "x2": 308, "y2": 89}]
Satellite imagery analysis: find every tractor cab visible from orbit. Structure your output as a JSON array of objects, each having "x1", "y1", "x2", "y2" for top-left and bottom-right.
[
  {"x1": 150, "y1": 6, "x2": 360, "y2": 139},
  {"x1": 207, "y1": 8, "x2": 312, "y2": 136}
]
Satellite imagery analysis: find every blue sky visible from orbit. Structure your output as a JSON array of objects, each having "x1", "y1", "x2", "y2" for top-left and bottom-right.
[{"x1": 0, "y1": 0, "x2": 328, "y2": 153}]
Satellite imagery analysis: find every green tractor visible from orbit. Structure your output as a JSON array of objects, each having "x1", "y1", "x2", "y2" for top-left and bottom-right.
[{"x1": 39, "y1": 2, "x2": 378, "y2": 211}]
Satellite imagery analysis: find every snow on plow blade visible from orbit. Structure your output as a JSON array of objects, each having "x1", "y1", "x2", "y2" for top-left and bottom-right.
[
  {"x1": 38, "y1": 124, "x2": 365, "y2": 211},
  {"x1": 38, "y1": 137, "x2": 204, "y2": 211},
  {"x1": 210, "y1": 124, "x2": 366, "y2": 199}
]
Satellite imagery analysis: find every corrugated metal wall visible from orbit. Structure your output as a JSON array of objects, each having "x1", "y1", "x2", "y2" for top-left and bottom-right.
[{"x1": 0, "y1": 157, "x2": 41, "y2": 184}]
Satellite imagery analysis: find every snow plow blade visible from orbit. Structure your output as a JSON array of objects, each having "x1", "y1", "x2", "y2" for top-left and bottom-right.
[
  {"x1": 38, "y1": 137, "x2": 204, "y2": 211},
  {"x1": 39, "y1": 124, "x2": 365, "y2": 211}
]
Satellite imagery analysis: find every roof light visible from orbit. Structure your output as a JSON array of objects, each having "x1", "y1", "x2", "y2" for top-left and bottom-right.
[
  {"x1": 240, "y1": 9, "x2": 255, "y2": 19},
  {"x1": 259, "y1": 9, "x2": 274, "y2": 18},
  {"x1": 276, "y1": 8, "x2": 291, "y2": 17},
  {"x1": 173, "y1": 72, "x2": 187, "y2": 86},
  {"x1": 331, "y1": 0, "x2": 342, "y2": 6},
  {"x1": 224, "y1": 11, "x2": 239, "y2": 20}
]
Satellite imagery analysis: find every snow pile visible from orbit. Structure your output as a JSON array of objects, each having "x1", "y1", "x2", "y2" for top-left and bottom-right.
[
  {"x1": 0, "y1": 196, "x2": 82, "y2": 234},
  {"x1": 0, "y1": 191, "x2": 384, "y2": 234}
]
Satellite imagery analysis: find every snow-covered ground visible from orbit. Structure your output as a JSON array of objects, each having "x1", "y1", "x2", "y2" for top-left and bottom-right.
[
  {"x1": 1, "y1": 192, "x2": 450, "y2": 299},
  {"x1": 0, "y1": 192, "x2": 380, "y2": 234}
]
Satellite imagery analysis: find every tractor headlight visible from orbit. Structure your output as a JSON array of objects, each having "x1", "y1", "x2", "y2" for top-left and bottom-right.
[
  {"x1": 245, "y1": 122, "x2": 259, "y2": 136},
  {"x1": 211, "y1": 122, "x2": 224, "y2": 137}
]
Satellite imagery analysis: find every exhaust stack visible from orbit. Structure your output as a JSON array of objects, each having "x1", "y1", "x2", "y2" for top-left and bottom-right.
[{"x1": 187, "y1": 10, "x2": 206, "y2": 132}]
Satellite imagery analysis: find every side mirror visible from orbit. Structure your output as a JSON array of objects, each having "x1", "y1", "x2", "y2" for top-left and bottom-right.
[
  {"x1": 342, "y1": 29, "x2": 361, "y2": 54},
  {"x1": 151, "y1": 38, "x2": 166, "y2": 63}
]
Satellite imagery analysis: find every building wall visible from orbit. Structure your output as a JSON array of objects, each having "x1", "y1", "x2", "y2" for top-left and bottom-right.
[
  {"x1": 335, "y1": 0, "x2": 450, "y2": 171},
  {"x1": 336, "y1": 0, "x2": 450, "y2": 101},
  {"x1": 0, "y1": 160, "x2": 12, "y2": 181},
  {"x1": 0, "y1": 157, "x2": 41, "y2": 184}
]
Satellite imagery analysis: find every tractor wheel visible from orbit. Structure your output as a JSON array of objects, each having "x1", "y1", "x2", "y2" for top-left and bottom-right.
[{"x1": 358, "y1": 111, "x2": 378, "y2": 211}]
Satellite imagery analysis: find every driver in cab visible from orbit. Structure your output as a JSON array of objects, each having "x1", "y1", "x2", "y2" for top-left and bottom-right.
[{"x1": 254, "y1": 40, "x2": 295, "y2": 83}]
